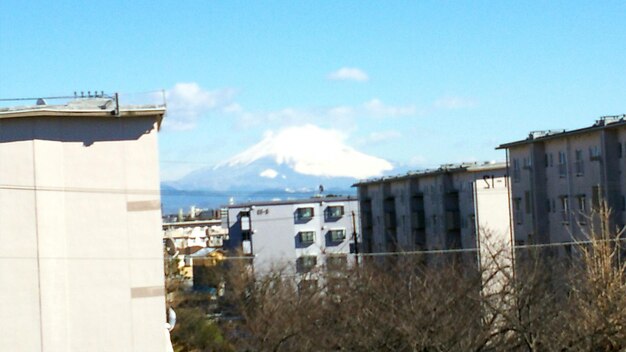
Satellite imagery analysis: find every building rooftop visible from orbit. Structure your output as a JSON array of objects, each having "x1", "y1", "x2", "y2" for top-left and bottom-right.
[
  {"x1": 353, "y1": 161, "x2": 506, "y2": 186},
  {"x1": 497, "y1": 115, "x2": 626, "y2": 149},
  {"x1": 0, "y1": 96, "x2": 166, "y2": 126},
  {"x1": 227, "y1": 195, "x2": 357, "y2": 208}
]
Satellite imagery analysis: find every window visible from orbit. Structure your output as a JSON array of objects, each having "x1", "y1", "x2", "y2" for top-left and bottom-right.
[
  {"x1": 329, "y1": 229, "x2": 346, "y2": 242},
  {"x1": 326, "y1": 254, "x2": 347, "y2": 271},
  {"x1": 575, "y1": 149, "x2": 584, "y2": 176},
  {"x1": 591, "y1": 185, "x2": 602, "y2": 210},
  {"x1": 512, "y1": 159, "x2": 521, "y2": 183},
  {"x1": 239, "y1": 211, "x2": 251, "y2": 231},
  {"x1": 295, "y1": 207, "x2": 314, "y2": 221},
  {"x1": 513, "y1": 198, "x2": 523, "y2": 225},
  {"x1": 524, "y1": 191, "x2": 532, "y2": 214},
  {"x1": 560, "y1": 196, "x2": 569, "y2": 223},
  {"x1": 326, "y1": 205, "x2": 344, "y2": 219},
  {"x1": 589, "y1": 146, "x2": 601, "y2": 160},
  {"x1": 468, "y1": 214, "x2": 476, "y2": 235},
  {"x1": 299, "y1": 231, "x2": 315, "y2": 244},
  {"x1": 558, "y1": 151, "x2": 567, "y2": 178},
  {"x1": 523, "y1": 157, "x2": 532, "y2": 169},
  {"x1": 577, "y1": 195, "x2": 586, "y2": 224},
  {"x1": 296, "y1": 256, "x2": 317, "y2": 273},
  {"x1": 619, "y1": 142, "x2": 623, "y2": 159}
]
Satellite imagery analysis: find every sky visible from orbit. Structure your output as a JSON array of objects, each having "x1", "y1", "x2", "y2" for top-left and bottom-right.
[{"x1": 2, "y1": 1, "x2": 626, "y2": 182}]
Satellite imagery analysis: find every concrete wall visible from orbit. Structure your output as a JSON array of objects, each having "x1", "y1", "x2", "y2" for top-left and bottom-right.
[
  {"x1": 357, "y1": 165, "x2": 510, "y2": 259},
  {"x1": 508, "y1": 125, "x2": 626, "y2": 247},
  {"x1": 0, "y1": 116, "x2": 165, "y2": 352}
]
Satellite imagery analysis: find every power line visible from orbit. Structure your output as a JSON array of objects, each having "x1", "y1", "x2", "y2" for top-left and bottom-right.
[{"x1": 4, "y1": 236, "x2": 625, "y2": 262}]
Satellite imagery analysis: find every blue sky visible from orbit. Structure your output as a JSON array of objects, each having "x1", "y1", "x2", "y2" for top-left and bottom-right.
[{"x1": 2, "y1": 1, "x2": 626, "y2": 181}]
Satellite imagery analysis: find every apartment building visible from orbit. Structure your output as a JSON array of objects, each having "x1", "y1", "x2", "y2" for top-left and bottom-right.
[
  {"x1": 225, "y1": 197, "x2": 359, "y2": 275},
  {"x1": 354, "y1": 162, "x2": 511, "y2": 263},
  {"x1": 497, "y1": 115, "x2": 626, "y2": 248},
  {"x1": 0, "y1": 98, "x2": 167, "y2": 351}
]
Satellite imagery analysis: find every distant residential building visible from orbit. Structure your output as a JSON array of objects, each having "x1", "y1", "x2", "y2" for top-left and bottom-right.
[
  {"x1": 497, "y1": 115, "x2": 626, "y2": 249},
  {"x1": 163, "y1": 219, "x2": 228, "y2": 285},
  {"x1": 0, "y1": 97, "x2": 166, "y2": 351},
  {"x1": 354, "y1": 162, "x2": 512, "y2": 264},
  {"x1": 225, "y1": 197, "x2": 359, "y2": 274}
]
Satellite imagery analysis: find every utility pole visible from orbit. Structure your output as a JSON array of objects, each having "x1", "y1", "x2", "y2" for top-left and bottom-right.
[{"x1": 351, "y1": 210, "x2": 359, "y2": 266}]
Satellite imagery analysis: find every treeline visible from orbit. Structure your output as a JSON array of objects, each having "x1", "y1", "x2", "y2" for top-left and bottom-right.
[{"x1": 168, "y1": 211, "x2": 626, "y2": 351}]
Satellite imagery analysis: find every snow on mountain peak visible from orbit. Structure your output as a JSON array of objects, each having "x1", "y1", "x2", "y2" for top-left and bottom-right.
[
  {"x1": 222, "y1": 124, "x2": 393, "y2": 179},
  {"x1": 260, "y1": 168, "x2": 279, "y2": 179}
]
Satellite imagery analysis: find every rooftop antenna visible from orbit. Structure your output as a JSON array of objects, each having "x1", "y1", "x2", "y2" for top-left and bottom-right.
[{"x1": 112, "y1": 92, "x2": 120, "y2": 117}]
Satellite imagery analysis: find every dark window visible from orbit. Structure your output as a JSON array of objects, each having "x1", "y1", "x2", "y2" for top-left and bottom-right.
[
  {"x1": 326, "y1": 255, "x2": 347, "y2": 271},
  {"x1": 513, "y1": 198, "x2": 523, "y2": 225},
  {"x1": 575, "y1": 150, "x2": 584, "y2": 176},
  {"x1": 329, "y1": 229, "x2": 346, "y2": 242},
  {"x1": 325, "y1": 205, "x2": 344, "y2": 219},
  {"x1": 592, "y1": 185, "x2": 602, "y2": 210},
  {"x1": 524, "y1": 191, "x2": 532, "y2": 214},
  {"x1": 295, "y1": 207, "x2": 314, "y2": 221},
  {"x1": 560, "y1": 196, "x2": 569, "y2": 223},
  {"x1": 589, "y1": 146, "x2": 601, "y2": 160},
  {"x1": 299, "y1": 231, "x2": 315, "y2": 244},
  {"x1": 558, "y1": 151, "x2": 567, "y2": 178},
  {"x1": 577, "y1": 195, "x2": 586, "y2": 224},
  {"x1": 512, "y1": 159, "x2": 521, "y2": 182},
  {"x1": 296, "y1": 256, "x2": 317, "y2": 273}
]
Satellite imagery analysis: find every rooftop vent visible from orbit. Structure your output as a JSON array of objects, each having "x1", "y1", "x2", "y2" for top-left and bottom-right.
[
  {"x1": 595, "y1": 114, "x2": 626, "y2": 126},
  {"x1": 528, "y1": 130, "x2": 566, "y2": 140},
  {"x1": 36, "y1": 98, "x2": 46, "y2": 106}
]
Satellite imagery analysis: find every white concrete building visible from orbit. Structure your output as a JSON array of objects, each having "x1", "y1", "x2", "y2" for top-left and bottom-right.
[
  {"x1": 354, "y1": 162, "x2": 512, "y2": 265},
  {"x1": 0, "y1": 98, "x2": 167, "y2": 351},
  {"x1": 225, "y1": 197, "x2": 359, "y2": 275},
  {"x1": 497, "y1": 115, "x2": 626, "y2": 249}
]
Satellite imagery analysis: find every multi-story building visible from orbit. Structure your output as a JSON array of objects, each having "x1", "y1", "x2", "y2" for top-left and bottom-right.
[
  {"x1": 497, "y1": 115, "x2": 626, "y2": 248},
  {"x1": 225, "y1": 196, "x2": 359, "y2": 274},
  {"x1": 163, "y1": 219, "x2": 228, "y2": 287},
  {"x1": 354, "y1": 162, "x2": 512, "y2": 264},
  {"x1": 0, "y1": 97, "x2": 167, "y2": 351}
]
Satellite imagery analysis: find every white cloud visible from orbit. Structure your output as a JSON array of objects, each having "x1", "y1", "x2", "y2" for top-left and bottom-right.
[
  {"x1": 364, "y1": 98, "x2": 416, "y2": 117},
  {"x1": 223, "y1": 124, "x2": 393, "y2": 179},
  {"x1": 362, "y1": 130, "x2": 402, "y2": 145},
  {"x1": 328, "y1": 106, "x2": 354, "y2": 117},
  {"x1": 433, "y1": 96, "x2": 478, "y2": 110},
  {"x1": 164, "y1": 82, "x2": 235, "y2": 130},
  {"x1": 327, "y1": 67, "x2": 369, "y2": 82},
  {"x1": 408, "y1": 155, "x2": 428, "y2": 167},
  {"x1": 260, "y1": 168, "x2": 279, "y2": 179}
]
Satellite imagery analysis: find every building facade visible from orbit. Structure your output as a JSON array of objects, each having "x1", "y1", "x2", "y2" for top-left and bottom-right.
[
  {"x1": 225, "y1": 197, "x2": 359, "y2": 274},
  {"x1": 354, "y1": 162, "x2": 512, "y2": 264},
  {"x1": 498, "y1": 116, "x2": 626, "y2": 248},
  {"x1": 0, "y1": 98, "x2": 167, "y2": 351}
]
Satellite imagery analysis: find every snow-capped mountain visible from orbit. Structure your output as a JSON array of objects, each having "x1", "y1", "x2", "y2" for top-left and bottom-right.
[{"x1": 161, "y1": 125, "x2": 394, "y2": 212}]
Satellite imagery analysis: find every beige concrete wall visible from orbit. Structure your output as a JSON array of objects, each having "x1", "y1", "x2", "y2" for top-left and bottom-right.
[{"x1": 0, "y1": 116, "x2": 165, "y2": 352}]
